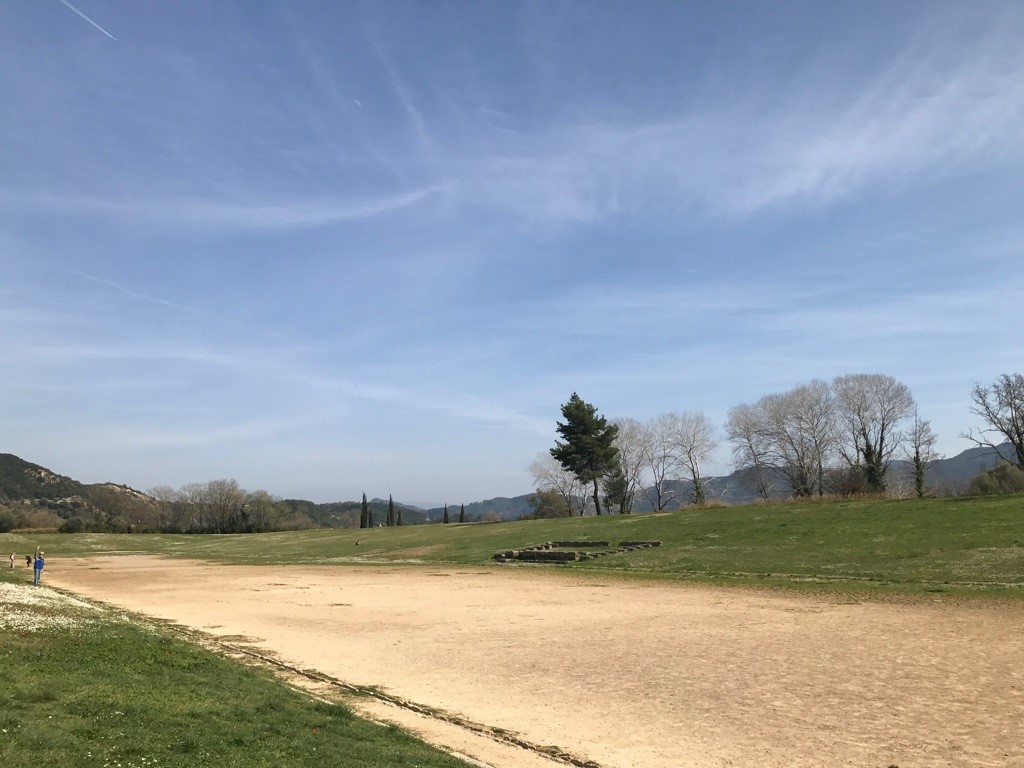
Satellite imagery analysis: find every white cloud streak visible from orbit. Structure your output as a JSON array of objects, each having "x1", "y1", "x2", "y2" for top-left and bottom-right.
[
  {"x1": 12, "y1": 186, "x2": 445, "y2": 230},
  {"x1": 58, "y1": 0, "x2": 117, "y2": 41}
]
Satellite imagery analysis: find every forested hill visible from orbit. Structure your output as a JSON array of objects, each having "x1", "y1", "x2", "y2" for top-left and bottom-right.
[
  {"x1": 424, "y1": 496, "x2": 533, "y2": 522},
  {"x1": 0, "y1": 453, "x2": 439, "y2": 532},
  {"x1": 0, "y1": 453, "x2": 90, "y2": 500},
  {"x1": 0, "y1": 453, "x2": 162, "y2": 532},
  {"x1": 0, "y1": 453, "x2": 151, "y2": 508},
  {"x1": 280, "y1": 498, "x2": 431, "y2": 528}
]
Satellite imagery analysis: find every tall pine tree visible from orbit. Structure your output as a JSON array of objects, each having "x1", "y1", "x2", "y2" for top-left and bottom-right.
[
  {"x1": 360, "y1": 493, "x2": 368, "y2": 529},
  {"x1": 459, "y1": 503, "x2": 465, "y2": 523},
  {"x1": 387, "y1": 495, "x2": 395, "y2": 526},
  {"x1": 550, "y1": 393, "x2": 620, "y2": 516},
  {"x1": 442, "y1": 503, "x2": 449, "y2": 524}
]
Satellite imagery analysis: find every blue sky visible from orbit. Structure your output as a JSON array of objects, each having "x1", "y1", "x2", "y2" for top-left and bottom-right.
[{"x1": 2, "y1": 1, "x2": 1022, "y2": 503}]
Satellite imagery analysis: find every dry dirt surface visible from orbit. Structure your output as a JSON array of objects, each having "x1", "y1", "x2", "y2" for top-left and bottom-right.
[{"x1": 48, "y1": 556, "x2": 1024, "y2": 768}]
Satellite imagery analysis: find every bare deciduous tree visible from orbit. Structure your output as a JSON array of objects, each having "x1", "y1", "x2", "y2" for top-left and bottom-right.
[
  {"x1": 205, "y1": 478, "x2": 246, "y2": 533},
  {"x1": 147, "y1": 485, "x2": 182, "y2": 532},
  {"x1": 642, "y1": 413, "x2": 681, "y2": 510},
  {"x1": 177, "y1": 482, "x2": 211, "y2": 532},
  {"x1": 962, "y1": 373, "x2": 1024, "y2": 469},
  {"x1": 667, "y1": 411, "x2": 718, "y2": 505},
  {"x1": 637, "y1": 411, "x2": 719, "y2": 507},
  {"x1": 529, "y1": 452, "x2": 590, "y2": 516},
  {"x1": 725, "y1": 403, "x2": 774, "y2": 500},
  {"x1": 833, "y1": 373, "x2": 915, "y2": 493},
  {"x1": 759, "y1": 380, "x2": 837, "y2": 497},
  {"x1": 610, "y1": 417, "x2": 648, "y2": 514}
]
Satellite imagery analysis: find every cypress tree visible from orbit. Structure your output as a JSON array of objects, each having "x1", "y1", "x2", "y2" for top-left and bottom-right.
[
  {"x1": 459, "y1": 503, "x2": 465, "y2": 523},
  {"x1": 442, "y1": 503, "x2": 449, "y2": 524},
  {"x1": 387, "y1": 495, "x2": 395, "y2": 526},
  {"x1": 360, "y1": 493, "x2": 368, "y2": 529}
]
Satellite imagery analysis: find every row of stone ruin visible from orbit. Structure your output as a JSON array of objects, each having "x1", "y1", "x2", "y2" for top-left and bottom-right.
[{"x1": 493, "y1": 540, "x2": 662, "y2": 564}]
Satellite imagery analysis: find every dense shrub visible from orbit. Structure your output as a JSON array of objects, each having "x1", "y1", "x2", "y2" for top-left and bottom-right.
[
  {"x1": 525, "y1": 489, "x2": 574, "y2": 519},
  {"x1": 0, "y1": 508, "x2": 26, "y2": 532},
  {"x1": 823, "y1": 466, "x2": 870, "y2": 498},
  {"x1": 966, "y1": 462, "x2": 1024, "y2": 495},
  {"x1": 59, "y1": 516, "x2": 86, "y2": 533}
]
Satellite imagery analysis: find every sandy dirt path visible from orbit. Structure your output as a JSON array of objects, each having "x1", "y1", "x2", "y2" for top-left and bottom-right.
[{"x1": 48, "y1": 556, "x2": 1023, "y2": 768}]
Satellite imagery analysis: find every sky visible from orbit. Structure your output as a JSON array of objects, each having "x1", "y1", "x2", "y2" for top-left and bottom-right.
[{"x1": 2, "y1": 1, "x2": 1023, "y2": 504}]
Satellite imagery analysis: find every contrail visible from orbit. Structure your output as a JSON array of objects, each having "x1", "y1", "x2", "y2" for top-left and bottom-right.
[
  {"x1": 58, "y1": 0, "x2": 117, "y2": 40},
  {"x1": 69, "y1": 270, "x2": 198, "y2": 315}
]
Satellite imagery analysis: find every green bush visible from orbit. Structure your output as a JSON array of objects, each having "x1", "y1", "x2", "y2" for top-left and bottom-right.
[
  {"x1": 59, "y1": 516, "x2": 85, "y2": 533},
  {"x1": 0, "y1": 508, "x2": 26, "y2": 533},
  {"x1": 967, "y1": 462, "x2": 1024, "y2": 495}
]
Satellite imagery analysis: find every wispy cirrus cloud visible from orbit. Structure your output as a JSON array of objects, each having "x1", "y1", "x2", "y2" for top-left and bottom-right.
[
  {"x1": 71, "y1": 272, "x2": 199, "y2": 315},
  {"x1": 446, "y1": 23, "x2": 1024, "y2": 223},
  {"x1": 9, "y1": 185, "x2": 446, "y2": 230},
  {"x1": 721, "y1": 39, "x2": 1024, "y2": 213},
  {"x1": 16, "y1": 10, "x2": 1020, "y2": 232},
  {"x1": 5, "y1": 341, "x2": 253, "y2": 368},
  {"x1": 59, "y1": 417, "x2": 313, "y2": 452}
]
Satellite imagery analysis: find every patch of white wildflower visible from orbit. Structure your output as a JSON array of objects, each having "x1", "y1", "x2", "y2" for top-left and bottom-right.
[{"x1": 0, "y1": 582, "x2": 101, "y2": 632}]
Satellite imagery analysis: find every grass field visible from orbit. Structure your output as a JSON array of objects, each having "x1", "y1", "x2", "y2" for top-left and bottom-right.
[
  {"x1": 4, "y1": 495, "x2": 1022, "y2": 767},
  {"x1": 4, "y1": 494, "x2": 1024, "y2": 595},
  {"x1": 0, "y1": 568, "x2": 473, "y2": 768}
]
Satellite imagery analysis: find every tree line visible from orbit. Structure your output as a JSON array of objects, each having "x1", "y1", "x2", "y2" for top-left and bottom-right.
[
  {"x1": 90, "y1": 485, "x2": 484, "y2": 534},
  {"x1": 143, "y1": 480, "x2": 313, "y2": 533},
  {"x1": 532, "y1": 372, "x2": 1024, "y2": 516}
]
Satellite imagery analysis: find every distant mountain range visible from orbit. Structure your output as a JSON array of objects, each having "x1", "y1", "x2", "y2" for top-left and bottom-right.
[{"x1": 0, "y1": 444, "x2": 1009, "y2": 531}]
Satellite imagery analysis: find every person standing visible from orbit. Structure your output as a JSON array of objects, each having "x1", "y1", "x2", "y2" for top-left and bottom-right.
[
  {"x1": 33, "y1": 552, "x2": 44, "y2": 586},
  {"x1": 9, "y1": 551, "x2": 14, "y2": 569}
]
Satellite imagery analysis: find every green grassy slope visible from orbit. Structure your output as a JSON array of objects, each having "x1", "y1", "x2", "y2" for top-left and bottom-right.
[
  {"x1": 0, "y1": 569, "x2": 471, "y2": 768},
  {"x1": 4, "y1": 494, "x2": 1023, "y2": 594}
]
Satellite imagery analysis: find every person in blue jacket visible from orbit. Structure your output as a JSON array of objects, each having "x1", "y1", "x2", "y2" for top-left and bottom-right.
[{"x1": 33, "y1": 552, "x2": 44, "y2": 585}]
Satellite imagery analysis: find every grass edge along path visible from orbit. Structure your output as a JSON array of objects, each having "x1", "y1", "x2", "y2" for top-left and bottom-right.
[
  {"x1": 0, "y1": 569, "x2": 477, "y2": 768},
  {"x1": 165, "y1": 624, "x2": 603, "y2": 768}
]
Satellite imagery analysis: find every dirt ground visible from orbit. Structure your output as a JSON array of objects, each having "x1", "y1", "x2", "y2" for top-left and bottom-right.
[{"x1": 47, "y1": 556, "x2": 1024, "y2": 768}]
